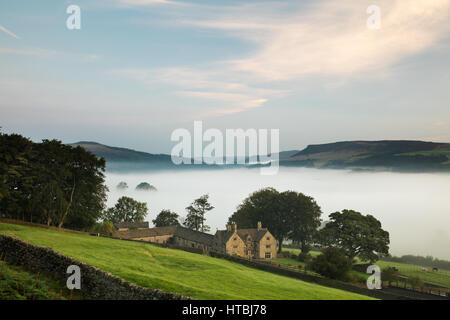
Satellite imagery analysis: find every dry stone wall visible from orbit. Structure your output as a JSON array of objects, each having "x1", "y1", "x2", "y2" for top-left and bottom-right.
[{"x1": 0, "y1": 234, "x2": 191, "y2": 300}]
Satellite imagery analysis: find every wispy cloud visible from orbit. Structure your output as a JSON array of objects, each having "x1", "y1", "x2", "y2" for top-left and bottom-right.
[
  {"x1": 0, "y1": 25, "x2": 20, "y2": 39},
  {"x1": 111, "y1": 66, "x2": 285, "y2": 116},
  {"x1": 111, "y1": 0, "x2": 450, "y2": 118},
  {"x1": 184, "y1": 0, "x2": 450, "y2": 81}
]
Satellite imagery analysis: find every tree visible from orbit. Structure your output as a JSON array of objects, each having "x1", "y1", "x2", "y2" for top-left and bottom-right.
[
  {"x1": 0, "y1": 133, "x2": 107, "y2": 230},
  {"x1": 102, "y1": 196, "x2": 148, "y2": 225},
  {"x1": 91, "y1": 221, "x2": 115, "y2": 236},
  {"x1": 183, "y1": 194, "x2": 214, "y2": 232},
  {"x1": 228, "y1": 188, "x2": 286, "y2": 253},
  {"x1": 135, "y1": 182, "x2": 157, "y2": 191},
  {"x1": 408, "y1": 276, "x2": 424, "y2": 289},
  {"x1": 116, "y1": 182, "x2": 128, "y2": 190},
  {"x1": 284, "y1": 191, "x2": 322, "y2": 255},
  {"x1": 308, "y1": 247, "x2": 353, "y2": 281},
  {"x1": 318, "y1": 209, "x2": 390, "y2": 263},
  {"x1": 381, "y1": 267, "x2": 399, "y2": 286},
  {"x1": 0, "y1": 133, "x2": 36, "y2": 221},
  {"x1": 153, "y1": 209, "x2": 180, "y2": 227},
  {"x1": 228, "y1": 188, "x2": 321, "y2": 253}
]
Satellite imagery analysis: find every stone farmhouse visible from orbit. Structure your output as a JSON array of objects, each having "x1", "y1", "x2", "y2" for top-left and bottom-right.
[
  {"x1": 114, "y1": 221, "x2": 278, "y2": 260},
  {"x1": 215, "y1": 222, "x2": 277, "y2": 259}
]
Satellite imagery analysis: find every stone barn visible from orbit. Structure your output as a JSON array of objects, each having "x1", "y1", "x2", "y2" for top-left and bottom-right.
[{"x1": 114, "y1": 225, "x2": 220, "y2": 252}]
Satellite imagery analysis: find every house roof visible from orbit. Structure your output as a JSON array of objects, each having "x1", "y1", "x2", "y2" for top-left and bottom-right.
[
  {"x1": 215, "y1": 228, "x2": 270, "y2": 244},
  {"x1": 215, "y1": 230, "x2": 236, "y2": 244},
  {"x1": 237, "y1": 228, "x2": 269, "y2": 242}
]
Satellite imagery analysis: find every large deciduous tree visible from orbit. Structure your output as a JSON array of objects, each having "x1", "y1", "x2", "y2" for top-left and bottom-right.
[
  {"x1": 284, "y1": 191, "x2": 322, "y2": 255},
  {"x1": 318, "y1": 209, "x2": 390, "y2": 263},
  {"x1": 102, "y1": 196, "x2": 148, "y2": 225},
  {"x1": 228, "y1": 188, "x2": 322, "y2": 253},
  {"x1": 36, "y1": 140, "x2": 107, "y2": 229},
  {"x1": 0, "y1": 133, "x2": 107, "y2": 230}
]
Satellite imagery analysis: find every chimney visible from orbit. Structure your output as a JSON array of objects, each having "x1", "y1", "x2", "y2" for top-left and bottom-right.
[
  {"x1": 257, "y1": 221, "x2": 262, "y2": 230},
  {"x1": 227, "y1": 224, "x2": 231, "y2": 232},
  {"x1": 232, "y1": 221, "x2": 237, "y2": 232}
]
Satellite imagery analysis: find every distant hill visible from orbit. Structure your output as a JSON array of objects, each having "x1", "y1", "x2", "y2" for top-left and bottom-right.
[
  {"x1": 278, "y1": 150, "x2": 301, "y2": 160},
  {"x1": 70, "y1": 141, "x2": 301, "y2": 171},
  {"x1": 71, "y1": 140, "x2": 450, "y2": 172},
  {"x1": 281, "y1": 140, "x2": 450, "y2": 171},
  {"x1": 69, "y1": 141, "x2": 176, "y2": 171},
  {"x1": 70, "y1": 141, "x2": 171, "y2": 163}
]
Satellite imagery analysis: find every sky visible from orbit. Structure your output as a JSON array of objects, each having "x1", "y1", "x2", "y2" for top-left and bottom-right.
[{"x1": 0, "y1": 0, "x2": 449, "y2": 154}]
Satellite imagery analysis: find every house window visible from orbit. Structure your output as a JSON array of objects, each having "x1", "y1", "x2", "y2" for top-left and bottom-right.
[
  {"x1": 265, "y1": 252, "x2": 272, "y2": 259},
  {"x1": 266, "y1": 237, "x2": 270, "y2": 241},
  {"x1": 191, "y1": 243, "x2": 195, "y2": 248},
  {"x1": 234, "y1": 237, "x2": 237, "y2": 241},
  {"x1": 266, "y1": 245, "x2": 271, "y2": 249},
  {"x1": 233, "y1": 245, "x2": 238, "y2": 249}
]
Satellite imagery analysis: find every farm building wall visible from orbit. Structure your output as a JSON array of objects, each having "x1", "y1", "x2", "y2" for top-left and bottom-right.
[{"x1": 255, "y1": 231, "x2": 277, "y2": 259}]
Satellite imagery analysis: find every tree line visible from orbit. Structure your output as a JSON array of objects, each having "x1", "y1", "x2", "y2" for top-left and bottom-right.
[{"x1": 0, "y1": 132, "x2": 107, "y2": 230}]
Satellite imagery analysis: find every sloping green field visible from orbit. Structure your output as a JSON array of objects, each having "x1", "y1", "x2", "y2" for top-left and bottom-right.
[
  {"x1": 373, "y1": 261, "x2": 450, "y2": 289},
  {"x1": 0, "y1": 223, "x2": 374, "y2": 300},
  {"x1": 0, "y1": 261, "x2": 84, "y2": 300},
  {"x1": 282, "y1": 248, "x2": 450, "y2": 289}
]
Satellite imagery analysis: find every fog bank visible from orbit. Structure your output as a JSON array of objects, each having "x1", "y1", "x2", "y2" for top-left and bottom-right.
[{"x1": 105, "y1": 167, "x2": 450, "y2": 260}]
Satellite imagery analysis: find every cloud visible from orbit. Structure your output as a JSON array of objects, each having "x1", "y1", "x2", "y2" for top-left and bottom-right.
[
  {"x1": 184, "y1": 0, "x2": 450, "y2": 81},
  {"x1": 111, "y1": 0, "x2": 450, "y2": 118},
  {"x1": 111, "y1": 66, "x2": 285, "y2": 117},
  {"x1": 0, "y1": 25, "x2": 20, "y2": 39}
]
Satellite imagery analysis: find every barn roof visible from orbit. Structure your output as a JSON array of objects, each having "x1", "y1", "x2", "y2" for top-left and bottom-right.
[
  {"x1": 115, "y1": 225, "x2": 216, "y2": 246},
  {"x1": 115, "y1": 221, "x2": 149, "y2": 229}
]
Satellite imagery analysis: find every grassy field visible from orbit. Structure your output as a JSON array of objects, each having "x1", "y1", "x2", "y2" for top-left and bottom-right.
[
  {"x1": 281, "y1": 248, "x2": 450, "y2": 289},
  {"x1": 0, "y1": 223, "x2": 375, "y2": 300},
  {"x1": 0, "y1": 260, "x2": 84, "y2": 300},
  {"x1": 373, "y1": 260, "x2": 450, "y2": 289},
  {"x1": 274, "y1": 249, "x2": 367, "y2": 282}
]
